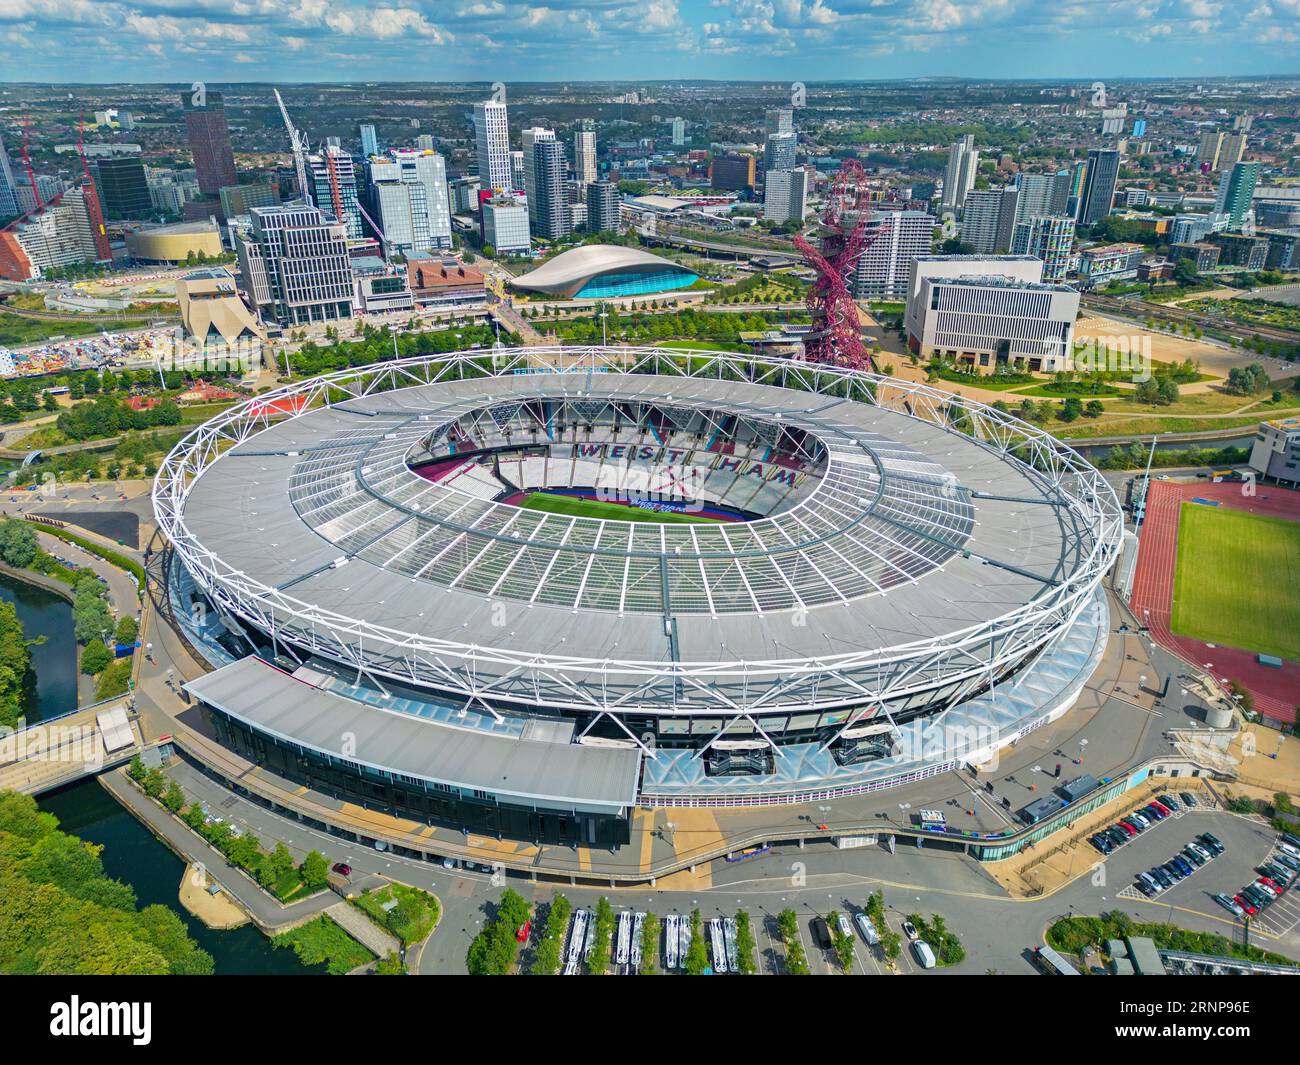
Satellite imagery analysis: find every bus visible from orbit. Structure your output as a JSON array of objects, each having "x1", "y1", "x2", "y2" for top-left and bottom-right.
[{"x1": 1033, "y1": 944, "x2": 1080, "y2": 975}]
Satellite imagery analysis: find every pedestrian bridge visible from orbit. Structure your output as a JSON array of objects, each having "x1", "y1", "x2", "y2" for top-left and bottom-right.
[{"x1": 0, "y1": 697, "x2": 143, "y2": 795}]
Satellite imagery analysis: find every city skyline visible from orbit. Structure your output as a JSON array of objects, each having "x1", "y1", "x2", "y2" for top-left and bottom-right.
[{"x1": 0, "y1": 0, "x2": 1297, "y2": 83}]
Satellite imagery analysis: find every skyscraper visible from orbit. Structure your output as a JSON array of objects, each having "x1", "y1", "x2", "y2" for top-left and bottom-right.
[
  {"x1": 1075, "y1": 149, "x2": 1120, "y2": 226},
  {"x1": 510, "y1": 151, "x2": 525, "y2": 195},
  {"x1": 368, "y1": 148, "x2": 452, "y2": 255},
  {"x1": 764, "y1": 131, "x2": 797, "y2": 173},
  {"x1": 0, "y1": 134, "x2": 18, "y2": 219},
  {"x1": 942, "y1": 135, "x2": 979, "y2": 211},
  {"x1": 308, "y1": 144, "x2": 362, "y2": 239},
  {"x1": 182, "y1": 90, "x2": 238, "y2": 196},
  {"x1": 671, "y1": 117, "x2": 686, "y2": 147},
  {"x1": 961, "y1": 187, "x2": 1019, "y2": 254},
  {"x1": 765, "y1": 108, "x2": 794, "y2": 136},
  {"x1": 95, "y1": 157, "x2": 152, "y2": 220},
  {"x1": 360, "y1": 124, "x2": 379, "y2": 158},
  {"x1": 763, "y1": 168, "x2": 807, "y2": 224},
  {"x1": 574, "y1": 120, "x2": 597, "y2": 186},
  {"x1": 530, "y1": 139, "x2": 570, "y2": 242},
  {"x1": 1013, "y1": 172, "x2": 1071, "y2": 225},
  {"x1": 853, "y1": 209, "x2": 936, "y2": 299},
  {"x1": 522, "y1": 127, "x2": 556, "y2": 231},
  {"x1": 473, "y1": 97, "x2": 511, "y2": 196},
  {"x1": 1214, "y1": 161, "x2": 1261, "y2": 231},
  {"x1": 0, "y1": 186, "x2": 99, "y2": 280},
  {"x1": 586, "y1": 180, "x2": 619, "y2": 233}
]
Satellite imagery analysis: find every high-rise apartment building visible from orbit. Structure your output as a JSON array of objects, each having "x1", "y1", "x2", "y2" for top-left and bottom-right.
[
  {"x1": 763, "y1": 168, "x2": 807, "y2": 224},
  {"x1": 1010, "y1": 215, "x2": 1076, "y2": 282},
  {"x1": 530, "y1": 139, "x2": 570, "y2": 242},
  {"x1": 1214, "y1": 161, "x2": 1261, "y2": 231},
  {"x1": 1013, "y1": 172, "x2": 1071, "y2": 225},
  {"x1": 1075, "y1": 149, "x2": 1120, "y2": 226},
  {"x1": 764, "y1": 131, "x2": 797, "y2": 174},
  {"x1": 941, "y1": 135, "x2": 979, "y2": 210},
  {"x1": 521, "y1": 127, "x2": 556, "y2": 230},
  {"x1": 95, "y1": 157, "x2": 152, "y2": 220},
  {"x1": 360, "y1": 124, "x2": 379, "y2": 158},
  {"x1": 670, "y1": 118, "x2": 685, "y2": 147},
  {"x1": 368, "y1": 148, "x2": 452, "y2": 255},
  {"x1": 510, "y1": 151, "x2": 526, "y2": 195},
  {"x1": 0, "y1": 186, "x2": 100, "y2": 280},
  {"x1": 308, "y1": 144, "x2": 362, "y2": 239},
  {"x1": 586, "y1": 180, "x2": 619, "y2": 233},
  {"x1": 235, "y1": 202, "x2": 354, "y2": 327},
  {"x1": 1197, "y1": 130, "x2": 1247, "y2": 172},
  {"x1": 961, "y1": 187, "x2": 1018, "y2": 254},
  {"x1": 574, "y1": 120, "x2": 597, "y2": 186},
  {"x1": 765, "y1": 108, "x2": 794, "y2": 136},
  {"x1": 852, "y1": 209, "x2": 936, "y2": 299},
  {"x1": 473, "y1": 98, "x2": 512, "y2": 195},
  {"x1": 182, "y1": 90, "x2": 238, "y2": 197}
]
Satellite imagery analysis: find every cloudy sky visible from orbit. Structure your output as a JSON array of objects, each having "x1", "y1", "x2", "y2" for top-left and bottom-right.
[{"x1": 1, "y1": 0, "x2": 1295, "y2": 83}]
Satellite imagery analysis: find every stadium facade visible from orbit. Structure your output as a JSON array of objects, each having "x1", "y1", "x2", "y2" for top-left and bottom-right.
[
  {"x1": 512, "y1": 245, "x2": 698, "y2": 299},
  {"x1": 157, "y1": 347, "x2": 1122, "y2": 848}
]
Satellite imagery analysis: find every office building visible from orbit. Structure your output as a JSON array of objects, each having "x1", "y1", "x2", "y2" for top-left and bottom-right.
[
  {"x1": 711, "y1": 153, "x2": 756, "y2": 192},
  {"x1": 961, "y1": 186, "x2": 1018, "y2": 254},
  {"x1": 904, "y1": 254, "x2": 1044, "y2": 307},
  {"x1": 1076, "y1": 149, "x2": 1120, "y2": 226},
  {"x1": 530, "y1": 139, "x2": 570, "y2": 242},
  {"x1": 1011, "y1": 215, "x2": 1076, "y2": 283},
  {"x1": 941, "y1": 135, "x2": 979, "y2": 211},
  {"x1": 586, "y1": 180, "x2": 619, "y2": 234},
  {"x1": 574, "y1": 120, "x2": 597, "y2": 186},
  {"x1": 351, "y1": 255, "x2": 414, "y2": 315},
  {"x1": 308, "y1": 144, "x2": 362, "y2": 239},
  {"x1": 406, "y1": 254, "x2": 487, "y2": 309},
  {"x1": 763, "y1": 168, "x2": 807, "y2": 225},
  {"x1": 765, "y1": 108, "x2": 794, "y2": 136},
  {"x1": 481, "y1": 196, "x2": 530, "y2": 255},
  {"x1": 234, "y1": 202, "x2": 354, "y2": 327},
  {"x1": 0, "y1": 186, "x2": 100, "y2": 280},
  {"x1": 671, "y1": 117, "x2": 686, "y2": 147},
  {"x1": 1214, "y1": 161, "x2": 1261, "y2": 231},
  {"x1": 1170, "y1": 214, "x2": 1214, "y2": 245},
  {"x1": 905, "y1": 259, "x2": 1078, "y2": 373},
  {"x1": 852, "y1": 209, "x2": 936, "y2": 299},
  {"x1": 95, "y1": 157, "x2": 152, "y2": 219},
  {"x1": 449, "y1": 176, "x2": 481, "y2": 215},
  {"x1": 1249, "y1": 417, "x2": 1300, "y2": 487},
  {"x1": 360, "y1": 124, "x2": 379, "y2": 158},
  {"x1": 0, "y1": 134, "x2": 17, "y2": 218},
  {"x1": 473, "y1": 98, "x2": 512, "y2": 195},
  {"x1": 521, "y1": 127, "x2": 556, "y2": 231},
  {"x1": 368, "y1": 148, "x2": 452, "y2": 255},
  {"x1": 182, "y1": 91, "x2": 238, "y2": 197},
  {"x1": 219, "y1": 181, "x2": 279, "y2": 218}
]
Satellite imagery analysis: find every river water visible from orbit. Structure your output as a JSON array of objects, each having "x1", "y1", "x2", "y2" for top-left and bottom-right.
[{"x1": 0, "y1": 570, "x2": 78, "y2": 722}]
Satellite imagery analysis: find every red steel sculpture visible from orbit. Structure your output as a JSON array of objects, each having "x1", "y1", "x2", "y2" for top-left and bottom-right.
[{"x1": 793, "y1": 159, "x2": 883, "y2": 370}]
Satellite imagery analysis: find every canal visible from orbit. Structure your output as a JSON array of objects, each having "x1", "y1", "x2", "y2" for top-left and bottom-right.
[
  {"x1": 41, "y1": 779, "x2": 321, "y2": 974},
  {"x1": 0, "y1": 570, "x2": 77, "y2": 722}
]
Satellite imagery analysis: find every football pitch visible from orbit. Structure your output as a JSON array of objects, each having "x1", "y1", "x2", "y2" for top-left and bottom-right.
[
  {"x1": 1171, "y1": 503, "x2": 1300, "y2": 661},
  {"x1": 517, "y1": 491, "x2": 721, "y2": 525}
]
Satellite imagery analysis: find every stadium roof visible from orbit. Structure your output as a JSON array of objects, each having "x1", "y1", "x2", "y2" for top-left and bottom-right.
[{"x1": 512, "y1": 245, "x2": 689, "y2": 296}]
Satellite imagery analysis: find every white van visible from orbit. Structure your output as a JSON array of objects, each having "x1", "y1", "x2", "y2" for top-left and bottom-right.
[
  {"x1": 911, "y1": 940, "x2": 936, "y2": 969},
  {"x1": 855, "y1": 912, "x2": 880, "y2": 946}
]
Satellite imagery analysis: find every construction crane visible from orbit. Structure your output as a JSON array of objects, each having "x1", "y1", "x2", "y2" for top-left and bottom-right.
[
  {"x1": 20, "y1": 114, "x2": 42, "y2": 212},
  {"x1": 273, "y1": 88, "x2": 310, "y2": 204},
  {"x1": 77, "y1": 112, "x2": 112, "y2": 261}
]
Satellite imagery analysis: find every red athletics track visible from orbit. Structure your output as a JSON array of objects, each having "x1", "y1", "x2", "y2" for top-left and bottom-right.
[{"x1": 1130, "y1": 479, "x2": 1300, "y2": 724}]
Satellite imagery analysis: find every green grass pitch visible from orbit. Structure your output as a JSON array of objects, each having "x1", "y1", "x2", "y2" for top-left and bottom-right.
[
  {"x1": 1171, "y1": 503, "x2": 1300, "y2": 661},
  {"x1": 517, "y1": 491, "x2": 722, "y2": 525}
]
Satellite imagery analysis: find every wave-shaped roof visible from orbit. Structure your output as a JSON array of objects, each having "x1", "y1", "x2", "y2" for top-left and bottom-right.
[{"x1": 512, "y1": 244, "x2": 689, "y2": 295}]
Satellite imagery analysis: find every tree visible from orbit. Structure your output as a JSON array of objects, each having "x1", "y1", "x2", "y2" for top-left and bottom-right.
[
  {"x1": 299, "y1": 850, "x2": 329, "y2": 892},
  {"x1": 80, "y1": 640, "x2": 113, "y2": 676},
  {"x1": 113, "y1": 616, "x2": 139, "y2": 645},
  {"x1": 734, "y1": 911, "x2": 757, "y2": 975},
  {"x1": 0, "y1": 601, "x2": 33, "y2": 730},
  {"x1": 161, "y1": 780, "x2": 185, "y2": 814},
  {"x1": 639, "y1": 913, "x2": 661, "y2": 975},
  {"x1": 375, "y1": 952, "x2": 406, "y2": 974},
  {"x1": 266, "y1": 842, "x2": 295, "y2": 886},
  {"x1": 0, "y1": 519, "x2": 39, "y2": 569}
]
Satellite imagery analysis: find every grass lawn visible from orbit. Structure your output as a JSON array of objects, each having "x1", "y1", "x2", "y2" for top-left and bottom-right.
[
  {"x1": 1171, "y1": 504, "x2": 1300, "y2": 660},
  {"x1": 518, "y1": 490, "x2": 721, "y2": 524},
  {"x1": 352, "y1": 883, "x2": 441, "y2": 945},
  {"x1": 272, "y1": 915, "x2": 375, "y2": 975}
]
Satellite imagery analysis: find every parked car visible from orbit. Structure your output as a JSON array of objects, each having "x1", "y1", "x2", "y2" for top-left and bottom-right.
[
  {"x1": 1243, "y1": 885, "x2": 1271, "y2": 908},
  {"x1": 1199, "y1": 833, "x2": 1225, "y2": 855},
  {"x1": 911, "y1": 940, "x2": 937, "y2": 969},
  {"x1": 1274, "y1": 853, "x2": 1300, "y2": 873},
  {"x1": 1233, "y1": 894, "x2": 1257, "y2": 916},
  {"x1": 1214, "y1": 893, "x2": 1244, "y2": 917},
  {"x1": 1117, "y1": 821, "x2": 1138, "y2": 837},
  {"x1": 1144, "y1": 804, "x2": 1166, "y2": 822},
  {"x1": 1138, "y1": 871, "x2": 1162, "y2": 894},
  {"x1": 1152, "y1": 867, "x2": 1174, "y2": 889},
  {"x1": 1256, "y1": 877, "x2": 1281, "y2": 896},
  {"x1": 1188, "y1": 843, "x2": 1213, "y2": 864},
  {"x1": 902, "y1": 920, "x2": 920, "y2": 942},
  {"x1": 1136, "y1": 879, "x2": 1159, "y2": 898},
  {"x1": 1163, "y1": 862, "x2": 1186, "y2": 882},
  {"x1": 1262, "y1": 865, "x2": 1292, "y2": 888},
  {"x1": 1277, "y1": 841, "x2": 1300, "y2": 860},
  {"x1": 836, "y1": 913, "x2": 855, "y2": 941},
  {"x1": 1157, "y1": 794, "x2": 1180, "y2": 812},
  {"x1": 1131, "y1": 812, "x2": 1151, "y2": 830},
  {"x1": 1182, "y1": 847, "x2": 1206, "y2": 868},
  {"x1": 1090, "y1": 833, "x2": 1112, "y2": 855},
  {"x1": 330, "y1": 862, "x2": 352, "y2": 877},
  {"x1": 1152, "y1": 799, "x2": 1173, "y2": 816},
  {"x1": 1106, "y1": 827, "x2": 1129, "y2": 847},
  {"x1": 1179, "y1": 792, "x2": 1198, "y2": 807},
  {"x1": 1171, "y1": 856, "x2": 1194, "y2": 878},
  {"x1": 810, "y1": 917, "x2": 833, "y2": 950}
]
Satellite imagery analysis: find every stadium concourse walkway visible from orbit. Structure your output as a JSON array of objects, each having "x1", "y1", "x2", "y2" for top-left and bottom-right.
[
  {"x1": 131, "y1": 569, "x2": 1172, "y2": 883},
  {"x1": 1131, "y1": 479, "x2": 1299, "y2": 724}
]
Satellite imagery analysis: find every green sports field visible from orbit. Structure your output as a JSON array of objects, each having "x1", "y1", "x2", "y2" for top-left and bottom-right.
[
  {"x1": 1171, "y1": 503, "x2": 1300, "y2": 661},
  {"x1": 517, "y1": 491, "x2": 721, "y2": 525}
]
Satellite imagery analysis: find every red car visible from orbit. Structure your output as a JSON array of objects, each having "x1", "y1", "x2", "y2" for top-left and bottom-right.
[
  {"x1": 515, "y1": 919, "x2": 532, "y2": 943},
  {"x1": 1259, "y1": 876, "x2": 1282, "y2": 892},
  {"x1": 1117, "y1": 822, "x2": 1137, "y2": 837},
  {"x1": 1151, "y1": 801, "x2": 1172, "y2": 816},
  {"x1": 331, "y1": 862, "x2": 352, "y2": 877},
  {"x1": 1233, "y1": 894, "x2": 1257, "y2": 916}
]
